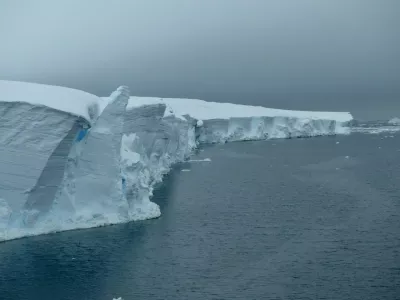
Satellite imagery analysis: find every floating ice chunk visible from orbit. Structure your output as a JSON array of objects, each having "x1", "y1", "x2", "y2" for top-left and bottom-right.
[
  {"x1": 336, "y1": 141, "x2": 340, "y2": 144},
  {"x1": 197, "y1": 119, "x2": 204, "y2": 127},
  {"x1": 181, "y1": 169, "x2": 191, "y2": 172},
  {"x1": 188, "y1": 158, "x2": 212, "y2": 162},
  {"x1": 345, "y1": 156, "x2": 350, "y2": 159}
]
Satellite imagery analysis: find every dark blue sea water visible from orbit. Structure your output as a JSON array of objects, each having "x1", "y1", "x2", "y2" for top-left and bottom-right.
[{"x1": 1, "y1": 132, "x2": 400, "y2": 300}]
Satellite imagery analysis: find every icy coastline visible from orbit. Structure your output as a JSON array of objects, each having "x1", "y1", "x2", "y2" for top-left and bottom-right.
[{"x1": 0, "y1": 81, "x2": 353, "y2": 241}]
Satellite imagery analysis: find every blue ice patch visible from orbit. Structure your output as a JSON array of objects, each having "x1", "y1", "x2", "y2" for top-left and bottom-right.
[
  {"x1": 122, "y1": 177, "x2": 126, "y2": 193},
  {"x1": 76, "y1": 128, "x2": 88, "y2": 142}
]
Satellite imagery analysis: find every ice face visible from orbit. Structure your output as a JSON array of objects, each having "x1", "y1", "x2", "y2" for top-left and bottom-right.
[
  {"x1": 0, "y1": 99, "x2": 90, "y2": 237},
  {"x1": 196, "y1": 116, "x2": 344, "y2": 143},
  {"x1": 121, "y1": 103, "x2": 197, "y2": 221},
  {"x1": 0, "y1": 82, "x2": 353, "y2": 241}
]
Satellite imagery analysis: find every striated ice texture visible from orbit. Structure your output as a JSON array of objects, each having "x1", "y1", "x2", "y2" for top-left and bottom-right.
[
  {"x1": 197, "y1": 117, "x2": 343, "y2": 143},
  {"x1": 0, "y1": 101, "x2": 90, "y2": 238},
  {"x1": 121, "y1": 103, "x2": 196, "y2": 221},
  {"x1": 52, "y1": 86, "x2": 131, "y2": 227},
  {"x1": 0, "y1": 80, "x2": 353, "y2": 241}
]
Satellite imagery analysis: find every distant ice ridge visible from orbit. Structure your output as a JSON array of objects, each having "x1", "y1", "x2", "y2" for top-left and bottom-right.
[
  {"x1": 351, "y1": 126, "x2": 400, "y2": 134},
  {"x1": 388, "y1": 117, "x2": 400, "y2": 125},
  {"x1": 127, "y1": 97, "x2": 352, "y2": 123},
  {"x1": 348, "y1": 119, "x2": 400, "y2": 134},
  {"x1": 127, "y1": 97, "x2": 352, "y2": 143},
  {"x1": 0, "y1": 81, "x2": 352, "y2": 241}
]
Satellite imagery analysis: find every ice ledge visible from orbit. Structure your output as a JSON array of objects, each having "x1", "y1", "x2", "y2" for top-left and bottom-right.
[{"x1": 0, "y1": 80, "x2": 101, "y2": 124}]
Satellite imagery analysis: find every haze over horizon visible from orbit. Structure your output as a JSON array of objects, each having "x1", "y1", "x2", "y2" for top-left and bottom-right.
[{"x1": 0, "y1": 0, "x2": 399, "y2": 120}]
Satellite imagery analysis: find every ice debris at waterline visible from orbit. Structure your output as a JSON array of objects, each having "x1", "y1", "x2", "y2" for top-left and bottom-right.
[{"x1": 0, "y1": 80, "x2": 353, "y2": 241}]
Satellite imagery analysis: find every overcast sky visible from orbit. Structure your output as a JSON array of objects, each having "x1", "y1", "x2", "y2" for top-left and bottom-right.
[{"x1": 0, "y1": 0, "x2": 399, "y2": 119}]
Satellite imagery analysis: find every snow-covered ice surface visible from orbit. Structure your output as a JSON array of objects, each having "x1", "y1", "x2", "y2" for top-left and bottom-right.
[
  {"x1": 0, "y1": 80, "x2": 100, "y2": 123},
  {"x1": 127, "y1": 97, "x2": 353, "y2": 122},
  {"x1": 0, "y1": 82, "x2": 354, "y2": 242}
]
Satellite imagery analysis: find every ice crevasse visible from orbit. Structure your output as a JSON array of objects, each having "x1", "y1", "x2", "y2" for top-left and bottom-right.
[{"x1": 0, "y1": 81, "x2": 353, "y2": 241}]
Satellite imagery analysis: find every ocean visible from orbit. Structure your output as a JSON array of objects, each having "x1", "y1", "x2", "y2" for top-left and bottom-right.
[{"x1": 1, "y1": 131, "x2": 399, "y2": 300}]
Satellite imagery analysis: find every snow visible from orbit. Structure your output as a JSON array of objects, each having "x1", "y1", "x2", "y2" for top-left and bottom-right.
[
  {"x1": 127, "y1": 97, "x2": 353, "y2": 123},
  {"x1": 0, "y1": 80, "x2": 101, "y2": 123}
]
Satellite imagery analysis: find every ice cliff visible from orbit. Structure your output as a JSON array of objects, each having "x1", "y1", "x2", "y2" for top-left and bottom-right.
[
  {"x1": 0, "y1": 81, "x2": 352, "y2": 241},
  {"x1": 127, "y1": 97, "x2": 351, "y2": 143}
]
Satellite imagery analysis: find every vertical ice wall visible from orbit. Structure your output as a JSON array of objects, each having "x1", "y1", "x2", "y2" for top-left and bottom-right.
[
  {"x1": 121, "y1": 104, "x2": 196, "y2": 220},
  {"x1": 60, "y1": 86, "x2": 131, "y2": 224},
  {"x1": 0, "y1": 103, "x2": 90, "y2": 236},
  {"x1": 197, "y1": 116, "x2": 339, "y2": 143}
]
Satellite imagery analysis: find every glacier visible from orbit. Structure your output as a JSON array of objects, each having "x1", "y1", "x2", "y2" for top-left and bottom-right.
[{"x1": 0, "y1": 80, "x2": 353, "y2": 241}]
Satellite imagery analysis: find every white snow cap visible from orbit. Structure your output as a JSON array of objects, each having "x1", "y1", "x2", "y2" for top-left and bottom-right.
[
  {"x1": 127, "y1": 97, "x2": 353, "y2": 123},
  {"x1": 0, "y1": 80, "x2": 101, "y2": 123}
]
